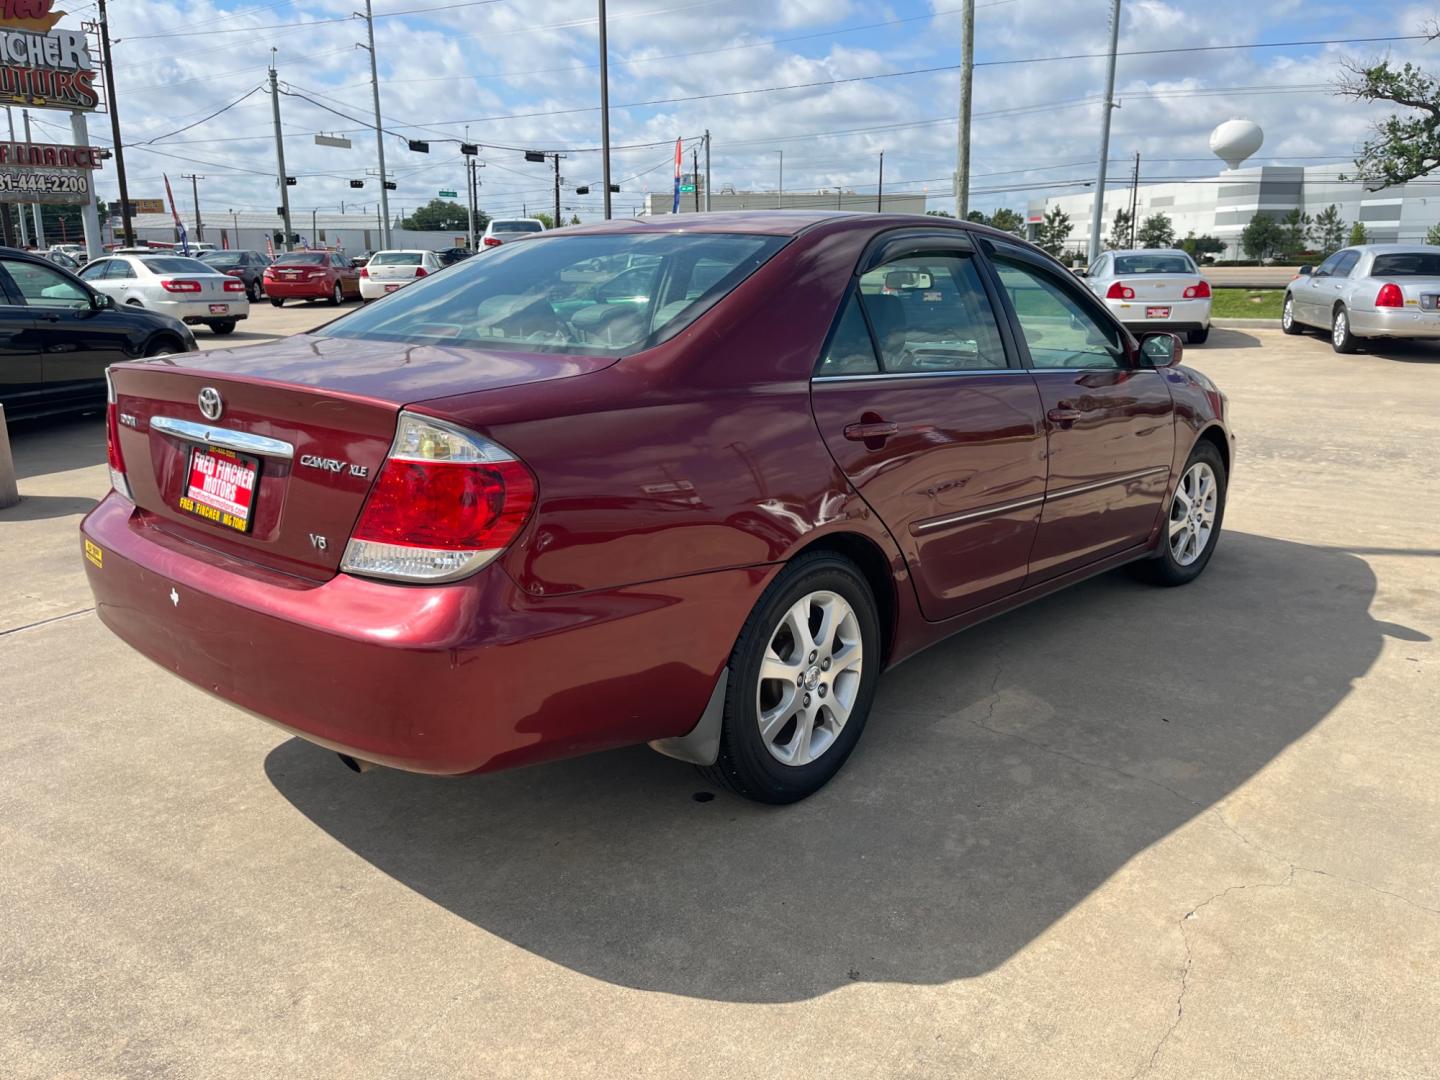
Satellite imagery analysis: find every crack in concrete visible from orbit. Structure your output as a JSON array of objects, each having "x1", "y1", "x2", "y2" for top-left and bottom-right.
[{"x1": 0, "y1": 607, "x2": 94, "y2": 638}]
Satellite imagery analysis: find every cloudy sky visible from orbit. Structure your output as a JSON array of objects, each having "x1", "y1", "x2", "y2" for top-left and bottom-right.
[{"x1": 41, "y1": 0, "x2": 1440, "y2": 223}]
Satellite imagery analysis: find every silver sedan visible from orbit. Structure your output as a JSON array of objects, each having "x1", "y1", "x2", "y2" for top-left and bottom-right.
[
  {"x1": 78, "y1": 253, "x2": 250, "y2": 336},
  {"x1": 1082, "y1": 248, "x2": 1212, "y2": 344},
  {"x1": 1283, "y1": 244, "x2": 1440, "y2": 353}
]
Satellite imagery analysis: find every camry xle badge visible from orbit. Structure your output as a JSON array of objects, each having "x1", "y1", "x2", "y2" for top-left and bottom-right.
[
  {"x1": 198, "y1": 386, "x2": 224, "y2": 421},
  {"x1": 299, "y1": 453, "x2": 369, "y2": 479}
]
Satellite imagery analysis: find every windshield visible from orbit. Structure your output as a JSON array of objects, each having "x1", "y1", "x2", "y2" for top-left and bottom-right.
[
  {"x1": 139, "y1": 257, "x2": 218, "y2": 274},
  {"x1": 492, "y1": 221, "x2": 544, "y2": 234},
  {"x1": 370, "y1": 252, "x2": 424, "y2": 265},
  {"x1": 1113, "y1": 254, "x2": 1194, "y2": 275},
  {"x1": 274, "y1": 253, "x2": 328, "y2": 266},
  {"x1": 1371, "y1": 252, "x2": 1440, "y2": 277},
  {"x1": 201, "y1": 253, "x2": 242, "y2": 267},
  {"x1": 318, "y1": 232, "x2": 788, "y2": 355}
]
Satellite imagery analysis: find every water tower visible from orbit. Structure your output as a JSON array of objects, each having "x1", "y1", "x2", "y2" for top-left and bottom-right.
[{"x1": 1209, "y1": 119, "x2": 1264, "y2": 171}]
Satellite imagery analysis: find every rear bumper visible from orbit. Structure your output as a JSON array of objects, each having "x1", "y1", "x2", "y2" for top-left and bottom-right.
[
  {"x1": 151, "y1": 297, "x2": 249, "y2": 323},
  {"x1": 1105, "y1": 297, "x2": 1211, "y2": 332},
  {"x1": 1348, "y1": 307, "x2": 1440, "y2": 339},
  {"x1": 80, "y1": 492, "x2": 770, "y2": 775},
  {"x1": 263, "y1": 279, "x2": 332, "y2": 299},
  {"x1": 358, "y1": 277, "x2": 413, "y2": 300}
]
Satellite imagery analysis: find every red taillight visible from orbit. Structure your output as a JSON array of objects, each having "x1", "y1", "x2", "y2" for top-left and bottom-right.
[
  {"x1": 223, "y1": 278, "x2": 245, "y2": 292},
  {"x1": 1183, "y1": 280, "x2": 1211, "y2": 299},
  {"x1": 104, "y1": 369, "x2": 131, "y2": 499},
  {"x1": 359, "y1": 266, "x2": 368, "y2": 278},
  {"x1": 1376, "y1": 282, "x2": 1404, "y2": 308},
  {"x1": 160, "y1": 279, "x2": 202, "y2": 293},
  {"x1": 482, "y1": 236, "x2": 502, "y2": 247},
  {"x1": 415, "y1": 266, "x2": 428, "y2": 278},
  {"x1": 1106, "y1": 282, "x2": 1135, "y2": 300},
  {"x1": 224, "y1": 268, "x2": 244, "y2": 277},
  {"x1": 342, "y1": 412, "x2": 537, "y2": 582}
]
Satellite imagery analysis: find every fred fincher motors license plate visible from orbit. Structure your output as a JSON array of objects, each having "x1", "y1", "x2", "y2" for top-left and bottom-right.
[
  {"x1": 179, "y1": 445, "x2": 259, "y2": 532},
  {"x1": 1146, "y1": 306, "x2": 1171, "y2": 319}
]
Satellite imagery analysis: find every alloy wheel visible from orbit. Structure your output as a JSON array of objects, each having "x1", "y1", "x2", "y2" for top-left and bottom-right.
[
  {"x1": 1168, "y1": 461, "x2": 1218, "y2": 566},
  {"x1": 755, "y1": 590, "x2": 863, "y2": 767},
  {"x1": 1282, "y1": 298, "x2": 1293, "y2": 330},
  {"x1": 1332, "y1": 311, "x2": 1347, "y2": 348}
]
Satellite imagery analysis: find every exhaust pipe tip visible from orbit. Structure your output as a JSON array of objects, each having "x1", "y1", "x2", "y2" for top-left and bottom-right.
[{"x1": 337, "y1": 753, "x2": 380, "y2": 774}]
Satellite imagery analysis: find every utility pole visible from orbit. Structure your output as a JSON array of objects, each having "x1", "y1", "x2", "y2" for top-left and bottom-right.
[
  {"x1": 553, "y1": 153, "x2": 561, "y2": 228},
  {"x1": 5, "y1": 108, "x2": 27, "y2": 246},
  {"x1": 1127, "y1": 152, "x2": 1140, "y2": 248},
  {"x1": 956, "y1": 0, "x2": 974, "y2": 219},
  {"x1": 1087, "y1": 0, "x2": 1122, "y2": 264},
  {"x1": 692, "y1": 147, "x2": 699, "y2": 212},
  {"x1": 597, "y1": 0, "x2": 612, "y2": 220},
  {"x1": 357, "y1": 0, "x2": 391, "y2": 247},
  {"x1": 776, "y1": 149, "x2": 783, "y2": 207},
  {"x1": 182, "y1": 173, "x2": 205, "y2": 242},
  {"x1": 22, "y1": 112, "x2": 42, "y2": 246},
  {"x1": 312, "y1": 207, "x2": 318, "y2": 247},
  {"x1": 96, "y1": 0, "x2": 133, "y2": 247},
  {"x1": 466, "y1": 156, "x2": 477, "y2": 249},
  {"x1": 268, "y1": 55, "x2": 294, "y2": 253},
  {"x1": 877, "y1": 151, "x2": 884, "y2": 212},
  {"x1": 703, "y1": 129, "x2": 711, "y2": 212},
  {"x1": 69, "y1": 110, "x2": 101, "y2": 259}
]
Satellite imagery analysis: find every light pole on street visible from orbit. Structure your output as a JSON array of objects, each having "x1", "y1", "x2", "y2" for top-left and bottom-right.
[
  {"x1": 355, "y1": 0, "x2": 392, "y2": 248},
  {"x1": 775, "y1": 149, "x2": 783, "y2": 208}
]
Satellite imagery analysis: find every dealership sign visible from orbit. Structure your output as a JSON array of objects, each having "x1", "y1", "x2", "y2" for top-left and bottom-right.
[
  {"x1": 0, "y1": 137, "x2": 99, "y2": 203},
  {"x1": 0, "y1": 0, "x2": 99, "y2": 111}
]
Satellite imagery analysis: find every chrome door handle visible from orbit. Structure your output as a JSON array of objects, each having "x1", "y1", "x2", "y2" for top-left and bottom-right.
[
  {"x1": 843, "y1": 420, "x2": 899, "y2": 442},
  {"x1": 1047, "y1": 407, "x2": 1083, "y2": 425}
]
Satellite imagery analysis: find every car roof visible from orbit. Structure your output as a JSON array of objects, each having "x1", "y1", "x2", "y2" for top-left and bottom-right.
[
  {"x1": 1350, "y1": 244, "x2": 1440, "y2": 255},
  {"x1": 1106, "y1": 249, "x2": 1192, "y2": 258},
  {"x1": 535, "y1": 209, "x2": 1037, "y2": 240},
  {"x1": 371, "y1": 248, "x2": 431, "y2": 254}
]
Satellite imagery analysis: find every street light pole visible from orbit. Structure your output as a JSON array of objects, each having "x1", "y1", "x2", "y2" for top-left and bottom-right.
[
  {"x1": 268, "y1": 55, "x2": 294, "y2": 253},
  {"x1": 1087, "y1": 0, "x2": 1122, "y2": 264},
  {"x1": 182, "y1": 172, "x2": 205, "y2": 242},
  {"x1": 96, "y1": 0, "x2": 134, "y2": 246},
  {"x1": 597, "y1": 0, "x2": 612, "y2": 220},
  {"x1": 703, "y1": 129, "x2": 711, "y2": 212},
  {"x1": 776, "y1": 149, "x2": 783, "y2": 208},
  {"x1": 357, "y1": 0, "x2": 391, "y2": 247},
  {"x1": 877, "y1": 151, "x2": 884, "y2": 213}
]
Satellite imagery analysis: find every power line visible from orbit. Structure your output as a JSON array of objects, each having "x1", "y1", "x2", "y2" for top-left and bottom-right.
[{"x1": 120, "y1": 0, "x2": 503, "y2": 41}]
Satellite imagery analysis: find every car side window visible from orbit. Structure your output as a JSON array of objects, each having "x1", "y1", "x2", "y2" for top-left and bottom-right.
[
  {"x1": 991, "y1": 254, "x2": 1125, "y2": 370},
  {"x1": 0, "y1": 258, "x2": 91, "y2": 309},
  {"x1": 855, "y1": 253, "x2": 1008, "y2": 372},
  {"x1": 1312, "y1": 252, "x2": 1345, "y2": 279},
  {"x1": 1090, "y1": 255, "x2": 1109, "y2": 278},
  {"x1": 815, "y1": 293, "x2": 881, "y2": 376},
  {"x1": 111, "y1": 261, "x2": 136, "y2": 280},
  {"x1": 1332, "y1": 251, "x2": 1360, "y2": 278},
  {"x1": 78, "y1": 260, "x2": 109, "y2": 280}
]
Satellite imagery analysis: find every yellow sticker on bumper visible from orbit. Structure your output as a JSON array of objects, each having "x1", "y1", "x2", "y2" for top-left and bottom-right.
[{"x1": 84, "y1": 538, "x2": 102, "y2": 568}]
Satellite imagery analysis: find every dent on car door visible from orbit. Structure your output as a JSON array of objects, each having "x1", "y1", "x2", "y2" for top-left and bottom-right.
[
  {"x1": 989, "y1": 246, "x2": 1175, "y2": 583},
  {"x1": 809, "y1": 243, "x2": 1047, "y2": 620}
]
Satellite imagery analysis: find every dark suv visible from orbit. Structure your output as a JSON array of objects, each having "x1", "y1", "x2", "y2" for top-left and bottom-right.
[
  {"x1": 0, "y1": 246, "x2": 196, "y2": 419},
  {"x1": 199, "y1": 249, "x2": 272, "y2": 302}
]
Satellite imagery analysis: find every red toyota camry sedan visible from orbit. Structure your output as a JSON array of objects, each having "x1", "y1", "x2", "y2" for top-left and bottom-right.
[{"x1": 81, "y1": 212, "x2": 1232, "y2": 803}]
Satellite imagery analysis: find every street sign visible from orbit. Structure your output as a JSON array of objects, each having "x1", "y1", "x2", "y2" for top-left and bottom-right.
[
  {"x1": 679, "y1": 184, "x2": 695, "y2": 193},
  {"x1": 408, "y1": 140, "x2": 429, "y2": 153},
  {"x1": 315, "y1": 134, "x2": 352, "y2": 149},
  {"x1": 0, "y1": 167, "x2": 89, "y2": 205},
  {"x1": 438, "y1": 190, "x2": 457, "y2": 198}
]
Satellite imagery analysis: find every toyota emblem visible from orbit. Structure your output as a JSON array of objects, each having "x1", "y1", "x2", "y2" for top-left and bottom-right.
[{"x1": 198, "y1": 387, "x2": 223, "y2": 421}]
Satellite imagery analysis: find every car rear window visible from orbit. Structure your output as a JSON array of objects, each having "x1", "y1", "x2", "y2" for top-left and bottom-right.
[
  {"x1": 274, "y1": 253, "x2": 328, "y2": 266},
  {"x1": 1370, "y1": 252, "x2": 1440, "y2": 277},
  {"x1": 370, "y1": 252, "x2": 424, "y2": 265},
  {"x1": 139, "y1": 257, "x2": 217, "y2": 274},
  {"x1": 1113, "y1": 254, "x2": 1194, "y2": 275},
  {"x1": 492, "y1": 221, "x2": 544, "y2": 234},
  {"x1": 317, "y1": 232, "x2": 788, "y2": 356},
  {"x1": 201, "y1": 253, "x2": 242, "y2": 267}
]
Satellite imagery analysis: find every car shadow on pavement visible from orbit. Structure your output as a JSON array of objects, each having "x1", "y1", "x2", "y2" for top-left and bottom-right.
[
  {"x1": 7, "y1": 414, "x2": 105, "y2": 480},
  {"x1": 0, "y1": 493, "x2": 98, "y2": 522},
  {"x1": 1200, "y1": 328, "x2": 1262, "y2": 349},
  {"x1": 265, "y1": 531, "x2": 1402, "y2": 1003},
  {"x1": 1358, "y1": 339, "x2": 1440, "y2": 364}
]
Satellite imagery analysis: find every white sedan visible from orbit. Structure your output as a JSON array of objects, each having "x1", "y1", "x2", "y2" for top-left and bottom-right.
[
  {"x1": 359, "y1": 249, "x2": 442, "y2": 301},
  {"x1": 79, "y1": 253, "x2": 249, "y2": 335},
  {"x1": 1083, "y1": 248, "x2": 1212, "y2": 344}
]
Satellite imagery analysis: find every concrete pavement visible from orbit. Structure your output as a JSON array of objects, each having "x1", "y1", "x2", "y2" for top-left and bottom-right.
[{"x1": 2, "y1": 325, "x2": 1437, "y2": 1078}]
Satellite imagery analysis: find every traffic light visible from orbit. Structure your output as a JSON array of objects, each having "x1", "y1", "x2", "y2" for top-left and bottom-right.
[
  {"x1": 576, "y1": 184, "x2": 619, "y2": 194},
  {"x1": 383, "y1": 181, "x2": 397, "y2": 191},
  {"x1": 524, "y1": 151, "x2": 546, "y2": 163},
  {"x1": 275, "y1": 206, "x2": 286, "y2": 215},
  {"x1": 289, "y1": 233, "x2": 300, "y2": 244},
  {"x1": 408, "y1": 140, "x2": 429, "y2": 153},
  {"x1": 273, "y1": 231, "x2": 284, "y2": 243},
  {"x1": 349, "y1": 179, "x2": 364, "y2": 189},
  {"x1": 460, "y1": 143, "x2": 478, "y2": 156},
  {"x1": 285, "y1": 176, "x2": 297, "y2": 186}
]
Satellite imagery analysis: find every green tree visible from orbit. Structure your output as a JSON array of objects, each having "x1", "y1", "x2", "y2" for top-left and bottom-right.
[
  {"x1": 1312, "y1": 204, "x2": 1347, "y2": 256},
  {"x1": 401, "y1": 199, "x2": 471, "y2": 230},
  {"x1": 1033, "y1": 204, "x2": 1073, "y2": 256},
  {"x1": 1348, "y1": 221, "x2": 1369, "y2": 246},
  {"x1": 925, "y1": 209, "x2": 955, "y2": 218},
  {"x1": 1276, "y1": 208, "x2": 1314, "y2": 258},
  {"x1": 965, "y1": 210, "x2": 987, "y2": 224},
  {"x1": 1241, "y1": 213, "x2": 1284, "y2": 260},
  {"x1": 1136, "y1": 212, "x2": 1176, "y2": 249},
  {"x1": 1426, "y1": 222, "x2": 1440, "y2": 245},
  {"x1": 1338, "y1": 46, "x2": 1440, "y2": 187},
  {"x1": 1179, "y1": 232, "x2": 1226, "y2": 260},
  {"x1": 985, "y1": 207, "x2": 1025, "y2": 235},
  {"x1": 1106, "y1": 208, "x2": 1133, "y2": 249}
]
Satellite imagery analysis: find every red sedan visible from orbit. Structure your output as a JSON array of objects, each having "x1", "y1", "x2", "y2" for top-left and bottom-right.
[
  {"x1": 81, "y1": 212, "x2": 1233, "y2": 803},
  {"x1": 262, "y1": 251, "x2": 361, "y2": 306}
]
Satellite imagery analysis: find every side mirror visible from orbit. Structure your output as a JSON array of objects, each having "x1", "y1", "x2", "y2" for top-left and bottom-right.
[
  {"x1": 1296, "y1": 265, "x2": 1313, "y2": 276},
  {"x1": 92, "y1": 291, "x2": 114, "y2": 310},
  {"x1": 1140, "y1": 332, "x2": 1184, "y2": 368}
]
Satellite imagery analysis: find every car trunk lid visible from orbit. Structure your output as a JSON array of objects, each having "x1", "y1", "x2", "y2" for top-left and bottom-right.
[
  {"x1": 1115, "y1": 274, "x2": 1202, "y2": 303},
  {"x1": 108, "y1": 335, "x2": 617, "y2": 580},
  {"x1": 367, "y1": 259, "x2": 426, "y2": 282}
]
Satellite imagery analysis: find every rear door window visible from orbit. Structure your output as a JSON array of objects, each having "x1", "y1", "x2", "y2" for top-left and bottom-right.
[{"x1": 855, "y1": 253, "x2": 1008, "y2": 372}]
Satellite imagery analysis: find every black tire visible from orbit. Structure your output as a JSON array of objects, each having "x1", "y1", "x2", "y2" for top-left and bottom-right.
[
  {"x1": 125, "y1": 298, "x2": 143, "y2": 308},
  {"x1": 246, "y1": 279, "x2": 262, "y2": 302},
  {"x1": 144, "y1": 335, "x2": 181, "y2": 358},
  {"x1": 329, "y1": 282, "x2": 344, "y2": 306},
  {"x1": 1331, "y1": 306, "x2": 1360, "y2": 354},
  {"x1": 1133, "y1": 440, "x2": 1227, "y2": 587},
  {"x1": 270, "y1": 297, "x2": 284, "y2": 308},
  {"x1": 698, "y1": 552, "x2": 882, "y2": 804},
  {"x1": 207, "y1": 319, "x2": 237, "y2": 335},
  {"x1": 1281, "y1": 293, "x2": 1304, "y2": 334},
  {"x1": 1187, "y1": 326, "x2": 1210, "y2": 345}
]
